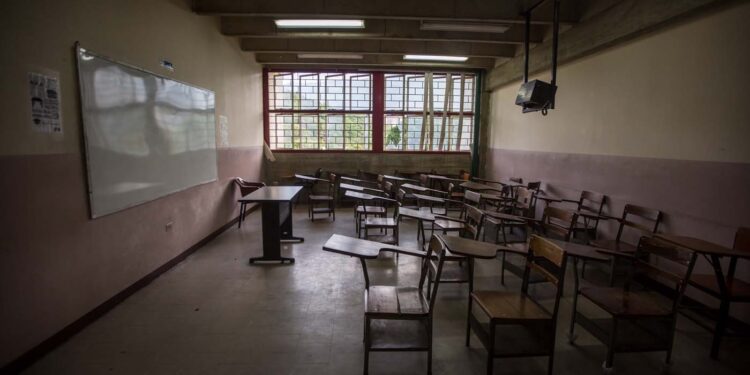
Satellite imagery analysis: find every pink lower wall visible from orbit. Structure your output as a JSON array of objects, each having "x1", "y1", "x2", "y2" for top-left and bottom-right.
[
  {"x1": 485, "y1": 147, "x2": 750, "y2": 317},
  {"x1": 0, "y1": 146, "x2": 262, "y2": 365}
]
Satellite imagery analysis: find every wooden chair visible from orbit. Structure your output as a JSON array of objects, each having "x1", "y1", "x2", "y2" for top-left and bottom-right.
[
  {"x1": 569, "y1": 236, "x2": 698, "y2": 370},
  {"x1": 687, "y1": 227, "x2": 750, "y2": 358},
  {"x1": 447, "y1": 182, "x2": 465, "y2": 202},
  {"x1": 469, "y1": 235, "x2": 568, "y2": 375},
  {"x1": 363, "y1": 197, "x2": 401, "y2": 246},
  {"x1": 542, "y1": 190, "x2": 606, "y2": 242},
  {"x1": 500, "y1": 206, "x2": 578, "y2": 286},
  {"x1": 427, "y1": 205, "x2": 485, "y2": 297},
  {"x1": 234, "y1": 178, "x2": 265, "y2": 228},
  {"x1": 309, "y1": 173, "x2": 336, "y2": 221},
  {"x1": 459, "y1": 170, "x2": 471, "y2": 181},
  {"x1": 363, "y1": 235, "x2": 449, "y2": 375},
  {"x1": 590, "y1": 204, "x2": 662, "y2": 285},
  {"x1": 354, "y1": 194, "x2": 387, "y2": 236}
]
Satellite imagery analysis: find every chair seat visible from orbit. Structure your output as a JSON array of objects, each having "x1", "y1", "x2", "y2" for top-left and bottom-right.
[
  {"x1": 369, "y1": 319, "x2": 429, "y2": 350},
  {"x1": 364, "y1": 217, "x2": 398, "y2": 228},
  {"x1": 356, "y1": 206, "x2": 386, "y2": 214},
  {"x1": 590, "y1": 239, "x2": 638, "y2": 254},
  {"x1": 366, "y1": 286, "x2": 429, "y2": 318},
  {"x1": 434, "y1": 219, "x2": 465, "y2": 231},
  {"x1": 309, "y1": 194, "x2": 334, "y2": 201},
  {"x1": 689, "y1": 274, "x2": 750, "y2": 300},
  {"x1": 421, "y1": 206, "x2": 447, "y2": 215},
  {"x1": 580, "y1": 287, "x2": 673, "y2": 318},
  {"x1": 485, "y1": 212, "x2": 526, "y2": 225},
  {"x1": 471, "y1": 291, "x2": 551, "y2": 322}
]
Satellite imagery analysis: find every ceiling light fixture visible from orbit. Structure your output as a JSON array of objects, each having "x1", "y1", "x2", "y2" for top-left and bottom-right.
[
  {"x1": 298, "y1": 53, "x2": 364, "y2": 60},
  {"x1": 403, "y1": 54, "x2": 468, "y2": 62},
  {"x1": 275, "y1": 19, "x2": 365, "y2": 28},
  {"x1": 420, "y1": 21, "x2": 510, "y2": 34}
]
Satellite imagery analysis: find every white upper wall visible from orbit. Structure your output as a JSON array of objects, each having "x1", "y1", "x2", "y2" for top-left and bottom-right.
[
  {"x1": 488, "y1": 2, "x2": 750, "y2": 163},
  {"x1": 0, "y1": 0, "x2": 263, "y2": 156}
]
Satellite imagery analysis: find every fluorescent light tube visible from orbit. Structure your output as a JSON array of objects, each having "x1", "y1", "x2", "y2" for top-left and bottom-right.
[
  {"x1": 420, "y1": 21, "x2": 510, "y2": 34},
  {"x1": 403, "y1": 54, "x2": 468, "y2": 62},
  {"x1": 275, "y1": 19, "x2": 365, "y2": 28},
  {"x1": 298, "y1": 53, "x2": 364, "y2": 60}
]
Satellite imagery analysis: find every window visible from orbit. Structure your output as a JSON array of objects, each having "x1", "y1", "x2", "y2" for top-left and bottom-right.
[
  {"x1": 384, "y1": 73, "x2": 474, "y2": 152},
  {"x1": 264, "y1": 70, "x2": 476, "y2": 152}
]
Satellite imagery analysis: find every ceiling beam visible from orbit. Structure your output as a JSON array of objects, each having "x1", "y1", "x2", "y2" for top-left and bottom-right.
[
  {"x1": 487, "y1": 0, "x2": 733, "y2": 90},
  {"x1": 241, "y1": 38, "x2": 516, "y2": 58},
  {"x1": 194, "y1": 0, "x2": 580, "y2": 24},
  {"x1": 222, "y1": 17, "x2": 546, "y2": 44},
  {"x1": 254, "y1": 53, "x2": 497, "y2": 69}
]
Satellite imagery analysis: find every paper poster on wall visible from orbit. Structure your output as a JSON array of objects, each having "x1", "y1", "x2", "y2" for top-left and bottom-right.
[
  {"x1": 218, "y1": 115, "x2": 229, "y2": 147},
  {"x1": 28, "y1": 71, "x2": 63, "y2": 133}
]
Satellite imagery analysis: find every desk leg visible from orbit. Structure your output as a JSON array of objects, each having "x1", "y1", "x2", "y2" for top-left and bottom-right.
[
  {"x1": 280, "y1": 201, "x2": 304, "y2": 243},
  {"x1": 569, "y1": 258, "x2": 581, "y2": 341},
  {"x1": 249, "y1": 201, "x2": 295, "y2": 264},
  {"x1": 466, "y1": 257, "x2": 475, "y2": 346},
  {"x1": 709, "y1": 254, "x2": 729, "y2": 360}
]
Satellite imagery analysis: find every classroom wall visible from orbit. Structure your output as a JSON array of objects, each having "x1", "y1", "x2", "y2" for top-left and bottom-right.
[
  {"x1": 486, "y1": 3, "x2": 750, "y2": 314},
  {"x1": 0, "y1": 0, "x2": 263, "y2": 366}
]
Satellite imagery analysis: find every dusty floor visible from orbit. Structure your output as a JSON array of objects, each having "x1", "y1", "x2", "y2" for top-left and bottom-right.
[{"x1": 24, "y1": 205, "x2": 748, "y2": 374}]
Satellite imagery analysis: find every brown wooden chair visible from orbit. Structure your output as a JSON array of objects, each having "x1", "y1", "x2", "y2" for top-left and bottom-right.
[
  {"x1": 590, "y1": 204, "x2": 662, "y2": 285},
  {"x1": 569, "y1": 236, "x2": 698, "y2": 370},
  {"x1": 686, "y1": 227, "x2": 750, "y2": 358},
  {"x1": 234, "y1": 178, "x2": 265, "y2": 228},
  {"x1": 541, "y1": 190, "x2": 606, "y2": 242},
  {"x1": 469, "y1": 235, "x2": 569, "y2": 375},
  {"x1": 363, "y1": 197, "x2": 401, "y2": 246},
  {"x1": 484, "y1": 187, "x2": 536, "y2": 245},
  {"x1": 309, "y1": 173, "x2": 336, "y2": 221},
  {"x1": 498, "y1": 205, "x2": 577, "y2": 286},
  {"x1": 427, "y1": 205, "x2": 485, "y2": 298},
  {"x1": 363, "y1": 235, "x2": 449, "y2": 375},
  {"x1": 448, "y1": 182, "x2": 465, "y2": 202}
]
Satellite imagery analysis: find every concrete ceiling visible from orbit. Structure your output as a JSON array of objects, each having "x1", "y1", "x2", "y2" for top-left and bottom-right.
[{"x1": 193, "y1": 0, "x2": 591, "y2": 70}]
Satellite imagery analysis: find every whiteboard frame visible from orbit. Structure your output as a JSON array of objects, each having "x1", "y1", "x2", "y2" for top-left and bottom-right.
[{"x1": 75, "y1": 43, "x2": 219, "y2": 219}]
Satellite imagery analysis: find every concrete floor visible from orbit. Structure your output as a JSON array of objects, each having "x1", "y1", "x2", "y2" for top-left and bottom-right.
[{"x1": 24, "y1": 206, "x2": 749, "y2": 374}]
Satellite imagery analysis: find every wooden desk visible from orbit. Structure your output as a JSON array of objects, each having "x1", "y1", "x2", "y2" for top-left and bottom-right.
[
  {"x1": 398, "y1": 207, "x2": 436, "y2": 243},
  {"x1": 322, "y1": 234, "x2": 425, "y2": 288},
  {"x1": 341, "y1": 175, "x2": 379, "y2": 187},
  {"x1": 294, "y1": 174, "x2": 327, "y2": 183},
  {"x1": 401, "y1": 183, "x2": 448, "y2": 195},
  {"x1": 460, "y1": 181, "x2": 505, "y2": 193},
  {"x1": 340, "y1": 182, "x2": 382, "y2": 195},
  {"x1": 383, "y1": 174, "x2": 418, "y2": 183},
  {"x1": 655, "y1": 233, "x2": 749, "y2": 359},
  {"x1": 239, "y1": 186, "x2": 304, "y2": 264}
]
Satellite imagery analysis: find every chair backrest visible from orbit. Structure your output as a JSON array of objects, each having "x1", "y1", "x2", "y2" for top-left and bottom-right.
[
  {"x1": 419, "y1": 174, "x2": 429, "y2": 187},
  {"x1": 513, "y1": 187, "x2": 536, "y2": 218},
  {"x1": 578, "y1": 190, "x2": 606, "y2": 215},
  {"x1": 313, "y1": 168, "x2": 323, "y2": 178},
  {"x1": 234, "y1": 178, "x2": 265, "y2": 196},
  {"x1": 382, "y1": 181, "x2": 394, "y2": 197},
  {"x1": 421, "y1": 235, "x2": 450, "y2": 314},
  {"x1": 540, "y1": 206, "x2": 578, "y2": 241},
  {"x1": 463, "y1": 205, "x2": 485, "y2": 240},
  {"x1": 616, "y1": 204, "x2": 662, "y2": 243},
  {"x1": 328, "y1": 173, "x2": 337, "y2": 194},
  {"x1": 521, "y1": 235, "x2": 568, "y2": 319},
  {"x1": 464, "y1": 190, "x2": 481, "y2": 207},
  {"x1": 459, "y1": 170, "x2": 471, "y2": 181},
  {"x1": 630, "y1": 236, "x2": 698, "y2": 312},
  {"x1": 510, "y1": 177, "x2": 524, "y2": 184},
  {"x1": 396, "y1": 188, "x2": 407, "y2": 204}
]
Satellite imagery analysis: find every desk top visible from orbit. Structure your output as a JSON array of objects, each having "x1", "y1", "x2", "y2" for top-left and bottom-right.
[
  {"x1": 546, "y1": 238, "x2": 609, "y2": 262},
  {"x1": 240, "y1": 186, "x2": 303, "y2": 202},
  {"x1": 482, "y1": 210, "x2": 528, "y2": 223},
  {"x1": 436, "y1": 234, "x2": 516, "y2": 259},
  {"x1": 427, "y1": 174, "x2": 465, "y2": 183},
  {"x1": 655, "y1": 234, "x2": 747, "y2": 258},
  {"x1": 383, "y1": 174, "x2": 418, "y2": 182},
  {"x1": 340, "y1": 176, "x2": 379, "y2": 185},
  {"x1": 461, "y1": 181, "x2": 505, "y2": 192},
  {"x1": 399, "y1": 207, "x2": 436, "y2": 221},
  {"x1": 322, "y1": 234, "x2": 426, "y2": 259},
  {"x1": 294, "y1": 174, "x2": 327, "y2": 182},
  {"x1": 345, "y1": 190, "x2": 381, "y2": 200},
  {"x1": 401, "y1": 183, "x2": 448, "y2": 195},
  {"x1": 413, "y1": 193, "x2": 449, "y2": 203}
]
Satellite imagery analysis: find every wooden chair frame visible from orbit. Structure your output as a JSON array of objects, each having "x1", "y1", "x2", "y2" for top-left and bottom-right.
[
  {"x1": 309, "y1": 173, "x2": 337, "y2": 221},
  {"x1": 234, "y1": 178, "x2": 265, "y2": 228}
]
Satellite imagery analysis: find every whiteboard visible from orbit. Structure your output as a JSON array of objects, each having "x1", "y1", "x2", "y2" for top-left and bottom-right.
[{"x1": 76, "y1": 46, "x2": 217, "y2": 218}]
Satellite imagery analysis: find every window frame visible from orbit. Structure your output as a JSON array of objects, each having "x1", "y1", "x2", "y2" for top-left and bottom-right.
[{"x1": 263, "y1": 67, "x2": 477, "y2": 154}]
